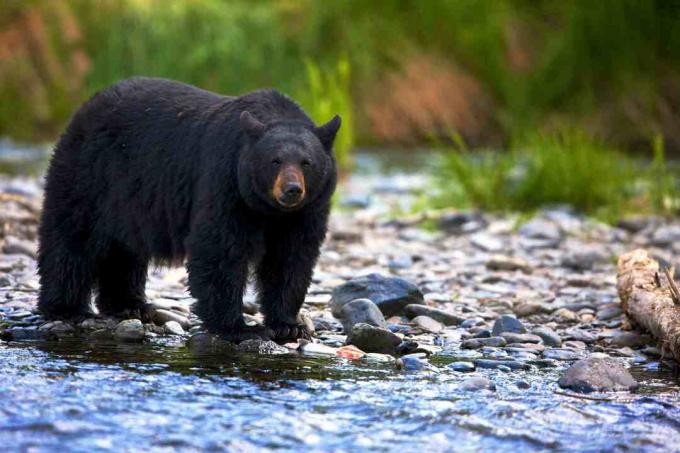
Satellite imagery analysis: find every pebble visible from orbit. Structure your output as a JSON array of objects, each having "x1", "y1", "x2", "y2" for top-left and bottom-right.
[
  {"x1": 609, "y1": 331, "x2": 652, "y2": 348},
  {"x1": 542, "y1": 348, "x2": 581, "y2": 361},
  {"x1": 237, "y1": 339, "x2": 289, "y2": 355},
  {"x1": 486, "y1": 255, "x2": 532, "y2": 273},
  {"x1": 299, "y1": 342, "x2": 338, "y2": 357},
  {"x1": 348, "y1": 323, "x2": 401, "y2": 355},
  {"x1": 398, "y1": 353, "x2": 434, "y2": 371},
  {"x1": 491, "y1": 315, "x2": 526, "y2": 336},
  {"x1": 114, "y1": 319, "x2": 146, "y2": 342},
  {"x1": 363, "y1": 353, "x2": 396, "y2": 364},
  {"x1": 474, "y1": 359, "x2": 529, "y2": 371},
  {"x1": 337, "y1": 298, "x2": 387, "y2": 332},
  {"x1": 462, "y1": 336, "x2": 507, "y2": 349},
  {"x1": 404, "y1": 304, "x2": 464, "y2": 326},
  {"x1": 151, "y1": 309, "x2": 191, "y2": 329},
  {"x1": 164, "y1": 321, "x2": 185, "y2": 335},
  {"x1": 519, "y1": 217, "x2": 562, "y2": 241},
  {"x1": 500, "y1": 332, "x2": 542, "y2": 344},
  {"x1": 458, "y1": 377, "x2": 496, "y2": 392},
  {"x1": 447, "y1": 361, "x2": 475, "y2": 372},
  {"x1": 532, "y1": 326, "x2": 562, "y2": 347},
  {"x1": 558, "y1": 357, "x2": 638, "y2": 393},
  {"x1": 564, "y1": 328, "x2": 597, "y2": 344},
  {"x1": 411, "y1": 315, "x2": 444, "y2": 333}
]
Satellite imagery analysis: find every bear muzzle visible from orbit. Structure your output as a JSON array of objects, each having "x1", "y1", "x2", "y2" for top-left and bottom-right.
[{"x1": 272, "y1": 165, "x2": 306, "y2": 208}]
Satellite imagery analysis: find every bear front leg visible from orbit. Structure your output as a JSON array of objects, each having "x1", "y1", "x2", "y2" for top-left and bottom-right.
[
  {"x1": 187, "y1": 220, "x2": 268, "y2": 342},
  {"x1": 257, "y1": 211, "x2": 328, "y2": 342}
]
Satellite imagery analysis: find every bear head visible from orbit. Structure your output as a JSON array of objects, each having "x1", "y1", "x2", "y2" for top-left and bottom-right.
[{"x1": 237, "y1": 110, "x2": 341, "y2": 213}]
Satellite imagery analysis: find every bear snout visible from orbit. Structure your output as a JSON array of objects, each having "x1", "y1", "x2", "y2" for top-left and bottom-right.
[{"x1": 272, "y1": 165, "x2": 306, "y2": 208}]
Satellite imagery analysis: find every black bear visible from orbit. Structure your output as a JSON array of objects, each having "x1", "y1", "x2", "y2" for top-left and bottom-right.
[{"x1": 38, "y1": 77, "x2": 340, "y2": 342}]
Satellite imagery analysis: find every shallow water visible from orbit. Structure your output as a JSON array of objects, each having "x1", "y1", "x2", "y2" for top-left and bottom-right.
[
  {"x1": 2, "y1": 140, "x2": 680, "y2": 451},
  {"x1": 1, "y1": 338, "x2": 679, "y2": 452}
]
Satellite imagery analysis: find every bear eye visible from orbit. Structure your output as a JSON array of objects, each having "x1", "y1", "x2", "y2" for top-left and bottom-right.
[
  {"x1": 271, "y1": 158, "x2": 282, "y2": 166},
  {"x1": 301, "y1": 159, "x2": 311, "y2": 167}
]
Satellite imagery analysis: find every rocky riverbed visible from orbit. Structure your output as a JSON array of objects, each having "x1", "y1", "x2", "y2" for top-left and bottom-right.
[{"x1": 1, "y1": 168, "x2": 680, "y2": 451}]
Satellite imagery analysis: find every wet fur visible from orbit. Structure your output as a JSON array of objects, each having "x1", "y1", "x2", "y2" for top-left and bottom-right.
[{"x1": 38, "y1": 77, "x2": 337, "y2": 341}]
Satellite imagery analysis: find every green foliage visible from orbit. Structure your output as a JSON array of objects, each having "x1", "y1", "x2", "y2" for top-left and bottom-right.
[
  {"x1": 434, "y1": 130, "x2": 678, "y2": 220},
  {"x1": 297, "y1": 58, "x2": 353, "y2": 168}
]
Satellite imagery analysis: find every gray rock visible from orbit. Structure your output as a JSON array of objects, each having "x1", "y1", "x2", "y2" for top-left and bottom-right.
[
  {"x1": 474, "y1": 359, "x2": 529, "y2": 370},
  {"x1": 562, "y1": 249, "x2": 608, "y2": 271},
  {"x1": 513, "y1": 301, "x2": 549, "y2": 316},
  {"x1": 596, "y1": 305, "x2": 623, "y2": 321},
  {"x1": 447, "y1": 361, "x2": 475, "y2": 372},
  {"x1": 164, "y1": 320, "x2": 185, "y2": 335},
  {"x1": 236, "y1": 339, "x2": 289, "y2": 355},
  {"x1": 491, "y1": 315, "x2": 526, "y2": 336},
  {"x1": 459, "y1": 377, "x2": 496, "y2": 392},
  {"x1": 610, "y1": 331, "x2": 653, "y2": 348},
  {"x1": 151, "y1": 309, "x2": 191, "y2": 329},
  {"x1": 650, "y1": 225, "x2": 680, "y2": 247},
  {"x1": 404, "y1": 304, "x2": 464, "y2": 326},
  {"x1": 411, "y1": 315, "x2": 444, "y2": 333},
  {"x1": 114, "y1": 319, "x2": 145, "y2": 342},
  {"x1": 462, "y1": 336, "x2": 507, "y2": 349},
  {"x1": 6, "y1": 326, "x2": 50, "y2": 341},
  {"x1": 500, "y1": 332, "x2": 542, "y2": 344},
  {"x1": 338, "y1": 298, "x2": 386, "y2": 333},
  {"x1": 348, "y1": 323, "x2": 402, "y2": 354},
  {"x1": 532, "y1": 326, "x2": 562, "y2": 347},
  {"x1": 558, "y1": 357, "x2": 638, "y2": 392},
  {"x1": 470, "y1": 232, "x2": 504, "y2": 252},
  {"x1": 438, "y1": 211, "x2": 486, "y2": 234},
  {"x1": 564, "y1": 328, "x2": 597, "y2": 344},
  {"x1": 2, "y1": 236, "x2": 37, "y2": 258},
  {"x1": 519, "y1": 218, "x2": 562, "y2": 241},
  {"x1": 398, "y1": 353, "x2": 434, "y2": 371},
  {"x1": 486, "y1": 255, "x2": 532, "y2": 273},
  {"x1": 542, "y1": 348, "x2": 581, "y2": 361},
  {"x1": 331, "y1": 274, "x2": 424, "y2": 318}
]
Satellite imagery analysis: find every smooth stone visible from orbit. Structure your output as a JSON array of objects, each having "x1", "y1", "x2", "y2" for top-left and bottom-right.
[
  {"x1": 519, "y1": 218, "x2": 562, "y2": 241},
  {"x1": 501, "y1": 332, "x2": 542, "y2": 344},
  {"x1": 447, "y1": 361, "x2": 475, "y2": 372},
  {"x1": 474, "y1": 359, "x2": 529, "y2": 370},
  {"x1": 114, "y1": 319, "x2": 145, "y2": 342},
  {"x1": 299, "y1": 342, "x2": 337, "y2": 357},
  {"x1": 462, "y1": 336, "x2": 507, "y2": 349},
  {"x1": 459, "y1": 377, "x2": 496, "y2": 392},
  {"x1": 650, "y1": 225, "x2": 680, "y2": 247},
  {"x1": 486, "y1": 255, "x2": 532, "y2": 273},
  {"x1": 596, "y1": 306, "x2": 623, "y2": 320},
  {"x1": 330, "y1": 274, "x2": 424, "y2": 318},
  {"x1": 437, "y1": 211, "x2": 486, "y2": 234},
  {"x1": 470, "y1": 232, "x2": 504, "y2": 252},
  {"x1": 151, "y1": 309, "x2": 191, "y2": 329},
  {"x1": 513, "y1": 301, "x2": 548, "y2": 317},
  {"x1": 6, "y1": 326, "x2": 50, "y2": 341},
  {"x1": 363, "y1": 353, "x2": 396, "y2": 364},
  {"x1": 561, "y1": 249, "x2": 607, "y2": 270},
  {"x1": 398, "y1": 353, "x2": 433, "y2": 371},
  {"x1": 164, "y1": 320, "x2": 185, "y2": 335},
  {"x1": 491, "y1": 315, "x2": 526, "y2": 336},
  {"x1": 461, "y1": 317, "x2": 485, "y2": 328},
  {"x1": 236, "y1": 339, "x2": 289, "y2": 355},
  {"x1": 411, "y1": 315, "x2": 444, "y2": 333},
  {"x1": 338, "y1": 298, "x2": 387, "y2": 333},
  {"x1": 348, "y1": 323, "x2": 401, "y2": 355},
  {"x1": 471, "y1": 329, "x2": 492, "y2": 338},
  {"x1": 542, "y1": 348, "x2": 581, "y2": 361},
  {"x1": 505, "y1": 343, "x2": 545, "y2": 352},
  {"x1": 564, "y1": 328, "x2": 597, "y2": 344},
  {"x1": 186, "y1": 333, "x2": 235, "y2": 352},
  {"x1": 2, "y1": 236, "x2": 37, "y2": 257},
  {"x1": 404, "y1": 304, "x2": 464, "y2": 326},
  {"x1": 610, "y1": 331, "x2": 653, "y2": 348},
  {"x1": 558, "y1": 357, "x2": 638, "y2": 393}
]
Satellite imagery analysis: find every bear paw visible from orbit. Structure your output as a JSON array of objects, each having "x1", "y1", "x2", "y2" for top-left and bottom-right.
[
  {"x1": 266, "y1": 322, "x2": 311, "y2": 343},
  {"x1": 221, "y1": 325, "x2": 271, "y2": 343}
]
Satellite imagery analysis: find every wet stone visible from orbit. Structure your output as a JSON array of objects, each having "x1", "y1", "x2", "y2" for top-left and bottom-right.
[
  {"x1": 564, "y1": 328, "x2": 597, "y2": 344},
  {"x1": 236, "y1": 339, "x2": 289, "y2": 355},
  {"x1": 486, "y1": 255, "x2": 532, "y2": 273},
  {"x1": 348, "y1": 323, "x2": 401, "y2": 355},
  {"x1": 542, "y1": 348, "x2": 581, "y2": 361},
  {"x1": 459, "y1": 377, "x2": 496, "y2": 392},
  {"x1": 558, "y1": 357, "x2": 638, "y2": 393},
  {"x1": 596, "y1": 305, "x2": 623, "y2": 321},
  {"x1": 474, "y1": 359, "x2": 529, "y2": 371},
  {"x1": 404, "y1": 304, "x2": 464, "y2": 326},
  {"x1": 164, "y1": 321, "x2": 185, "y2": 335},
  {"x1": 501, "y1": 332, "x2": 542, "y2": 344},
  {"x1": 532, "y1": 326, "x2": 562, "y2": 347},
  {"x1": 447, "y1": 361, "x2": 475, "y2": 372},
  {"x1": 114, "y1": 319, "x2": 145, "y2": 342},
  {"x1": 330, "y1": 274, "x2": 424, "y2": 318},
  {"x1": 609, "y1": 331, "x2": 653, "y2": 348},
  {"x1": 462, "y1": 336, "x2": 507, "y2": 349},
  {"x1": 411, "y1": 315, "x2": 443, "y2": 333},
  {"x1": 337, "y1": 298, "x2": 386, "y2": 333},
  {"x1": 491, "y1": 315, "x2": 526, "y2": 336},
  {"x1": 398, "y1": 353, "x2": 434, "y2": 371}
]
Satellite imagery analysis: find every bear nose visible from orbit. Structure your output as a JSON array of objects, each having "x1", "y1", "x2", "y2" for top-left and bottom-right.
[{"x1": 284, "y1": 182, "x2": 303, "y2": 196}]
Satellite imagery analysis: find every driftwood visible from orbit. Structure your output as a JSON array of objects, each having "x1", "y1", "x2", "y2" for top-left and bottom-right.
[{"x1": 617, "y1": 249, "x2": 680, "y2": 362}]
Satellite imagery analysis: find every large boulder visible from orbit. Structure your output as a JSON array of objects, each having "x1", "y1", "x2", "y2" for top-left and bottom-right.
[
  {"x1": 331, "y1": 274, "x2": 424, "y2": 318},
  {"x1": 558, "y1": 357, "x2": 638, "y2": 393}
]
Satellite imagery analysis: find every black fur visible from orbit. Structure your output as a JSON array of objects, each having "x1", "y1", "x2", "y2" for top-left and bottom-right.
[{"x1": 38, "y1": 77, "x2": 339, "y2": 342}]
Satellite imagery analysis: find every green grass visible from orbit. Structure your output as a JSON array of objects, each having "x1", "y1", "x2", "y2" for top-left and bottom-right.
[{"x1": 433, "y1": 130, "x2": 677, "y2": 220}]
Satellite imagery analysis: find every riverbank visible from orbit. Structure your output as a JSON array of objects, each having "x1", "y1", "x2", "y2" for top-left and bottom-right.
[{"x1": 1, "y1": 174, "x2": 679, "y2": 450}]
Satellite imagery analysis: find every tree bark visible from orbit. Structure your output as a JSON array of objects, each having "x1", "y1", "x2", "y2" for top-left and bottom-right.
[{"x1": 617, "y1": 249, "x2": 680, "y2": 362}]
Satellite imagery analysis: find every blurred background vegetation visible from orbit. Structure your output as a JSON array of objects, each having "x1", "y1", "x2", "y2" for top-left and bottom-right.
[{"x1": 1, "y1": 0, "x2": 679, "y2": 218}]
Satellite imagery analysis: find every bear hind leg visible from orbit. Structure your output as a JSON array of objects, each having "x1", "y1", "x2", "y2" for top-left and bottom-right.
[{"x1": 95, "y1": 244, "x2": 149, "y2": 319}]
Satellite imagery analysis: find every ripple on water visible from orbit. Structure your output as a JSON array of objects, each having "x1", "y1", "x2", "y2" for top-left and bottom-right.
[{"x1": 0, "y1": 339, "x2": 679, "y2": 452}]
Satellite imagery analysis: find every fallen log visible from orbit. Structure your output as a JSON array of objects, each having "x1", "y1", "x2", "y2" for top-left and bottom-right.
[{"x1": 617, "y1": 249, "x2": 680, "y2": 362}]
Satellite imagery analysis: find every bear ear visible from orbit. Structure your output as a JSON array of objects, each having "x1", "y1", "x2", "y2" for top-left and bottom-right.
[
  {"x1": 240, "y1": 111, "x2": 266, "y2": 138},
  {"x1": 315, "y1": 115, "x2": 342, "y2": 151}
]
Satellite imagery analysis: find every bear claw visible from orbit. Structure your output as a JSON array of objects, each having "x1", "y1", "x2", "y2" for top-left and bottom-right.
[{"x1": 266, "y1": 323, "x2": 311, "y2": 343}]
